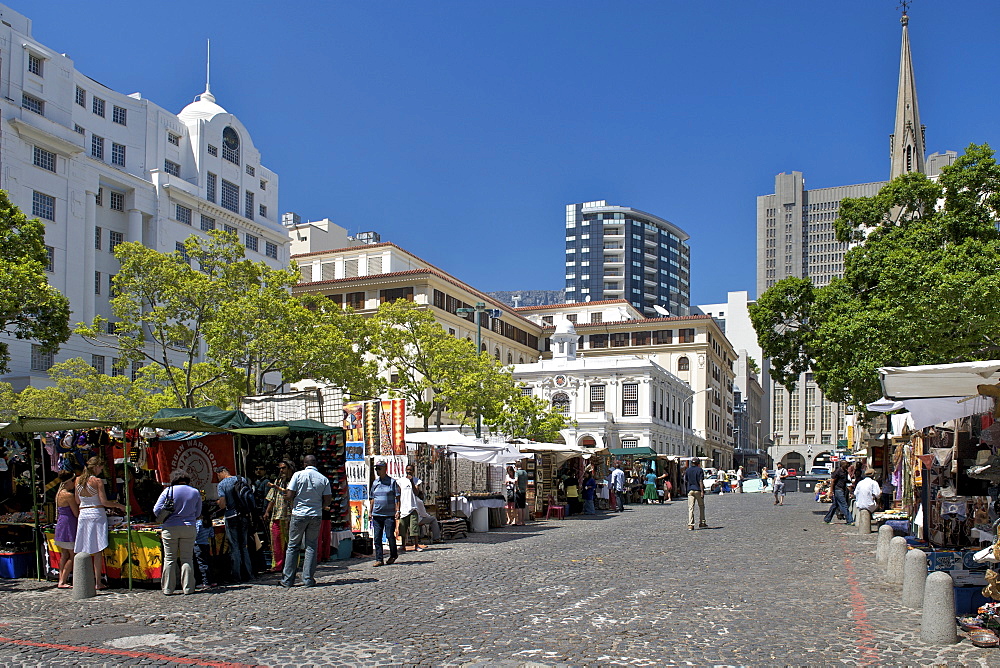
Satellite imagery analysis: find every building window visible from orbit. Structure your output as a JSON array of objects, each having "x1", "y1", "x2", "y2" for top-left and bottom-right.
[
  {"x1": 28, "y1": 53, "x2": 44, "y2": 76},
  {"x1": 379, "y1": 287, "x2": 414, "y2": 303},
  {"x1": 589, "y1": 385, "x2": 605, "y2": 412},
  {"x1": 244, "y1": 233, "x2": 258, "y2": 252},
  {"x1": 621, "y1": 439, "x2": 639, "y2": 449},
  {"x1": 220, "y1": 179, "x2": 239, "y2": 213},
  {"x1": 200, "y1": 215, "x2": 216, "y2": 232},
  {"x1": 30, "y1": 344, "x2": 54, "y2": 372},
  {"x1": 622, "y1": 383, "x2": 639, "y2": 416},
  {"x1": 21, "y1": 93, "x2": 44, "y2": 115},
  {"x1": 32, "y1": 191, "x2": 55, "y2": 221},
  {"x1": 654, "y1": 329, "x2": 673, "y2": 344},
  {"x1": 109, "y1": 191, "x2": 124, "y2": 211},
  {"x1": 244, "y1": 191, "x2": 254, "y2": 219},
  {"x1": 95, "y1": 226, "x2": 102, "y2": 250},
  {"x1": 131, "y1": 361, "x2": 143, "y2": 381},
  {"x1": 259, "y1": 179, "x2": 267, "y2": 191},
  {"x1": 590, "y1": 312, "x2": 602, "y2": 324},
  {"x1": 91, "y1": 355, "x2": 105, "y2": 375},
  {"x1": 92, "y1": 96, "x2": 105, "y2": 117},
  {"x1": 246, "y1": 164, "x2": 255, "y2": 176},
  {"x1": 112, "y1": 105, "x2": 127, "y2": 126},
  {"x1": 222, "y1": 127, "x2": 240, "y2": 165},
  {"x1": 163, "y1": 160, "x2": 180, "y2": 176},
  {"x1": 111, "y1": 142, "x2": 126, "y2": 167},
  {"x1": 259, "y1": 204, "x2": 267, "y2": 218},
  {"x1": 207, "y1": 144, "x2": 218, "y2": 157},
  {"x1": 111, "y1": 358, "x2": 124, "y2": 377},
  {"x1": 521, "y1": 387, "x2": 533, "y2": 397},
  {"x1": 679, "y1": 328, "x2": 695, "y2": 343},
  {"x1": 265, "y1": 241, "x2": 278, "y2": 259},
  {"x1": 91, "y1": 135, "x2": 104, "y2": 160},
  {"x1": 223, "y1": 223, "x2": 237, "y2": 235},
  {"x1": 175, "y1": 242, "x2": 189, "y2": 262},
  {"x1": 631, "y1": 330, "x2": 650, "y2": 346},
  {"x1": 589, "y1": 333, "x2": 608, "y2": 349},
  {"x1": 176, "y1": 204, "x2": 192, "y2": 225},
  {"x1": 95, "y1": 188, "x2": 103, "y2": 207},
  {"x1": 74, "y1": 124, "x2": 85, "y2": 135},
  {"x1": 167, "y1": 132, "x2": 180, "y2": 146},
  {"x1": 33, "y1": 146, "x2": 56, "y2": 173},
  {"x1": 345, "y1": 292, "x2": 365, "y2": 310},
  {"x1": 43, "y1": 245, "x2": 55, "y2": 272},
  {"x1": 95, "y1": 271, "x2": 101, "y2": 294},
  {"x1": 566, "y1": 314, "x2": 577, "y2": 324},
  {"x1": 109, "y1": 230, "x2": 124, "y2": 252},
  {"x1": 552, "y1": 392, "x2": 571, "y2": 415},
  {"x1": 678, "y1": 356, "x2": 689, "y2": 371},
  {"x1": 507, "y1": 352, "x2": 513, "y2": 364},
  {"x1": 206, "y1": 173, "x2": 217, "y2": 203},
  {"x1": 611, "y1": 332, "x2": 629, "y2": 348}
]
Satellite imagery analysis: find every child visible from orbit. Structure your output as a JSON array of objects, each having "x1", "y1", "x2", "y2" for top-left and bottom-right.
[{"x1": 193, "y1": 514, "x2": 215, "y2": 590}]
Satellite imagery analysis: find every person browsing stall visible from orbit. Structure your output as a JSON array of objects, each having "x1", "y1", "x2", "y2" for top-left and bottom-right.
[
  {"x1": 370, "y1": 461, "x2": 401, "y2": 567},
  {"x1": 280, "y1": 455, "x2": 331, "y2": 588}
]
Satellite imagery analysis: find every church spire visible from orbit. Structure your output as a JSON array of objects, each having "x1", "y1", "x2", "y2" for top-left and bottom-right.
[{"x1": 889, "y1": 4, "x2": 925, "y2": 179}]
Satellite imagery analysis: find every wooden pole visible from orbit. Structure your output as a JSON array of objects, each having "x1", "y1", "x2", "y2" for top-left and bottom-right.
[{"x1": 25, "y1": 433, "x2": 43, "y2": 581}]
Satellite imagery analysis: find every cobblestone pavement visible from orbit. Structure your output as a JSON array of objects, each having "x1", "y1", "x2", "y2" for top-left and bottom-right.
[{"x1": 0, "y1": 492, "x2": 996, "y2": 666}]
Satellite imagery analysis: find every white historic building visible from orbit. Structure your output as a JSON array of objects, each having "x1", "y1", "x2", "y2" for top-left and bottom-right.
[
  {"x1": 513, "y1": 319, "x2": 695, "y2": 456},
  {"x1": 1, "y1": 3, "x2": 289, "y2": 389}
]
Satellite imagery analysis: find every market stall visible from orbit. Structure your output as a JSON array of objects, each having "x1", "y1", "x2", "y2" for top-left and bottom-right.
[{"x1": 518, "y1": 442, "x2": 602, "y2": 517}]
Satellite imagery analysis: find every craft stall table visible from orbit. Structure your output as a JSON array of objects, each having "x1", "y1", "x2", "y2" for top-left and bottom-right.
[
  {"x1": 43, "y1": 520, "x2": 230, "y2": 581},
  {"x1": 450, "y1": 494, "x2": 506, "y2": 532}
]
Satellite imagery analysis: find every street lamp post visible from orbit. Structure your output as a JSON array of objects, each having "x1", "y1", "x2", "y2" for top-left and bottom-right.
[
  {"x1": 456, "y1": 301, "x2": 492, "y2": 438},
  {"x1": 681, "y1": 386, "x2": 713, "y2": 460}
]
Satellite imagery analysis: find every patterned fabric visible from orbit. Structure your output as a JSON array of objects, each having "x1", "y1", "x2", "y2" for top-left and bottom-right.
[{"x1": 266, "y1": 483, "x2": 291, "y2": 520}]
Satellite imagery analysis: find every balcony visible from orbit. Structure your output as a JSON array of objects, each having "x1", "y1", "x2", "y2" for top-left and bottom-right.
[
  {"x1": 603, "y1": 242, "x2": 623, "y2": 250},
  {"x1": 603, "y1": 256, "x2": 624, "y2": 265}
]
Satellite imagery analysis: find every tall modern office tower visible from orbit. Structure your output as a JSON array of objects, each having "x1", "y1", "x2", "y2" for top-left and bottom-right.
[
  {"x1": 564, "y1": 200, "x2": 691, "y2": 319},
  {"x1": 755, "y1": 10, "x2": 954, "y2": 456}
]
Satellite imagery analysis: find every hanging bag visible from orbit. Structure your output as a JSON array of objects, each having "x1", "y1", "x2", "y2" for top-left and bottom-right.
[{"x1": 155, "y1": 485, "x2": 175, "y2": 524}]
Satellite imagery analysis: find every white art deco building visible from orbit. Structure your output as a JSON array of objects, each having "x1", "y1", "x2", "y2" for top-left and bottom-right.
[{"x1": 0, "y1": 3, "x2": 289, "y2": 389}]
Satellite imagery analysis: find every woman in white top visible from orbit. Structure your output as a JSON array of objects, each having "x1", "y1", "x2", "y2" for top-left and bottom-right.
[
  {"x1": 74, "y1": 456, "x2": 126, "y2": 589},
  {"x1": 504, "y1": 465, "x2": 518, "y2": 525}
]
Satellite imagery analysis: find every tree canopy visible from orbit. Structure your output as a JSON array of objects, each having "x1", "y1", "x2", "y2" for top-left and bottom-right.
[
  {"x1": 0, "y1": 188, "x2": 70, "y2": 373},
  {"x1": 750, "y1": 143, "x2": 1000, "y2": 412}
]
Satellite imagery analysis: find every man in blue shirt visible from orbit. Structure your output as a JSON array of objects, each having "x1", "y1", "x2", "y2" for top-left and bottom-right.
[
  {"x1": 215, "y1": 466, "x2": 253, "y2": 583},
  {"x1": 684, "y1": 458, "x2": 707, "y2": 530},
  {"x1": 281, "y1": 455, "x2": 332, "y2": 588},
  {"x1": 609, "y1": 461, "x2": 626, "y2": 512},
  {"x1": 370, "y1": 461, "x2": 400, "y2": 567}
]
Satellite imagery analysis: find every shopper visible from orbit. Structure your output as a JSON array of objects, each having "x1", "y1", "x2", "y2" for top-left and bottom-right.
[
  {"x1": 853, "y1": 468, "x2": 881, "y2": 515},
  {"x1": 398, "y1": 464, "x2": 425, "y2": 552},
  {"x1": 609, "y1": 461, "x2": 626, "y2": 512},
  {"x1": 581, "y1": 469, "x2": 597, "y2": 515},
  {"x1": 773, "y1": 463, "x2": 787, "y2": 505},
  {"x1": 215, "y1": 466, "x2": 253, "y2": 583},
  {"x1": 264, "y1": 459, "x2": 295, "y2": 572},
  {"x1": 514, "y1": 461, "x2": 529, "y2": 525},
  {"x1": 643, "y1": 469, "x2": 659, "y2": 504},
  {"x1": 823, "y1": 461, "x2": 855, "y2": 525},
  {"x1": 154, "y1": 469, "x2": 202, "y2": 596},
  {"x1": 879, "y1": 474, "x2": 896, "y2": 511},
  {"x1": 75, "y1": 457, "x2": 126, "y2": 589},
  {"x1": 280, "y1": 455, "x2": 332, "y2": 588},
  {"x1": 193, "y1": 512, "x2": 215, "y2": 590},
  {"x1": 53, "y1": 471, "x2": 79, "y2": 589},
  {"x1": 684, "y1": 458, "x2": 707, "y2": 530},
  {"x1": 370, "y1": 461, "x2": 400, "y2": 566},
  {"x1": 504, "y1": 465, "x2": 518, "y2": 525}
]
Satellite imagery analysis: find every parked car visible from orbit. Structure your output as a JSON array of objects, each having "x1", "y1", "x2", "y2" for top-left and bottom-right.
[
  {"x1": 703, "y1": 476, "x2": 722, "y2": 493},
  {"x1": 786, "y1": 468, "x2": 798, "y2": 476},
  {"x1": 809, "y1": 467, "x2": 832, "y2": 476}
]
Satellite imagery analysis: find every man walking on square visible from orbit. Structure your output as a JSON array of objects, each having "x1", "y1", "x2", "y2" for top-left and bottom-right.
[
  {"x1": 280, "y1": 455, "x2": 331, "y2": 588},
  {"x1": 215, "y1": 466, "x2": 253, "y2": 583},
  {"x1": 684, "y1": 458, "x2": 707, "y2": 530},
  {"x1": 610, "y1": 461, "x2": 626, "y2": 512}
]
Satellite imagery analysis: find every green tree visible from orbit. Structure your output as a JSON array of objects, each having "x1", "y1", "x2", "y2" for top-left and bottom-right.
[
  {"x1": 77, "y1": 231, "x2": 372, "y2": 408},
  {"x1": 0, "y1": 188, "x2": 70, "y2": 372},
  {"x1": 12, "y1": 358, "x2": 169, "y2": 420},
  {"x1": 750, "y1": 143, "x2": 1000, "y2": 412}
]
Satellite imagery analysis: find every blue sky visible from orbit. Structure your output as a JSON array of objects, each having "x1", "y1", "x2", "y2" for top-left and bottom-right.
[{"x1": 19, "y1": 1, "x2": 1000, "y2": 304}]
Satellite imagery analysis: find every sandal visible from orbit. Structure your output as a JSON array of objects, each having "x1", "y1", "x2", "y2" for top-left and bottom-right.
[
  {"x1": 414, "y1": 547, "x2": 425, "y2": 552},
  {"x1": 57, "y1": 583, "x2": 71, "y2": 589}
]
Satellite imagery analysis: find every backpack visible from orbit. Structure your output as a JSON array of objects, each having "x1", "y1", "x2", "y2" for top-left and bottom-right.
[{"x1": 230, "y1": 476, "x2": 257, "y2": 518}]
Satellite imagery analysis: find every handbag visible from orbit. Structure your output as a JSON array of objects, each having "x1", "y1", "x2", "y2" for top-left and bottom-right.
[{"x1": 155, "y1": 486, "x2": 175, "y2": 524}]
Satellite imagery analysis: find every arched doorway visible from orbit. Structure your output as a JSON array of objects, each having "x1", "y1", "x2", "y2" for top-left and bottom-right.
[
  {"x1": 781, "y1": 451, "x2": 805, "y2": 473},
  {"x1": 578, "y1": 435, "x2": 597, "y2": 448}
]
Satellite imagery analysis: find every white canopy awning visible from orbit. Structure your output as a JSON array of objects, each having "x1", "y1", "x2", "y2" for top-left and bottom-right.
[
  {"x1": 404, "y1": 431, "x2": 480, "y2": 447},
  {"x1": 877, "y1": 360, "x2": 1000, "y2": 430}
]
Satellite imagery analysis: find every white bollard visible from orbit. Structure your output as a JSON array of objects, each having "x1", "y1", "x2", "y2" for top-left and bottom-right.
[
  {"x1": 886, "y1": 536, "x2": 908, "y2": 584},
  {"x1": 72, "y1": 553, "x2": 96, "y2": 600},
  {"x1": 858, "y1": 509, "x2": 872, "y2": 535},
  {"x1": 876, "y1": 524, "x2": 893, "y2": 567},
  {"x1": 902, "y1": 549, "x2": 928, "y2": 608},
  {"x1": 920, "y1": 571, "x2": 958, "y2": 644}
]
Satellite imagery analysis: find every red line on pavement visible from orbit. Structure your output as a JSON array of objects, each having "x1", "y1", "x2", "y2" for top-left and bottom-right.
[
  {"x1": 0, "y1": 636, "x2": 258, "y2": 667},
  {"x1": 840, "y1": 537, "x2": 881, "y2": 666}
]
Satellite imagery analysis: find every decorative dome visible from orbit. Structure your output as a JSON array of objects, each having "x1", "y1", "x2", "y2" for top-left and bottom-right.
[
  {"x1": 553, "y1": 317, "x2": 577, "y2": 336},
  {"x1": 178, "y1": 89, "x2": 227, "y2": 122}
]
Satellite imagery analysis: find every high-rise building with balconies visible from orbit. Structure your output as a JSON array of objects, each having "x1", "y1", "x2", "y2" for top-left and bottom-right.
[{"x1": 564, "y1": 201, "x2": 690, "y2": 319}]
